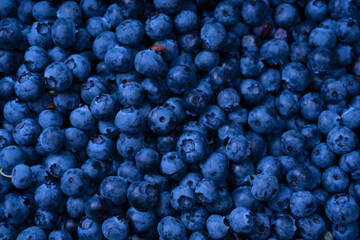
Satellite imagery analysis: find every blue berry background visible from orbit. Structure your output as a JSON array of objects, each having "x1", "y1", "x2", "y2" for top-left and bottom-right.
[{"x1": 0, "y1": 0, "x2": 360, "y2": 239}]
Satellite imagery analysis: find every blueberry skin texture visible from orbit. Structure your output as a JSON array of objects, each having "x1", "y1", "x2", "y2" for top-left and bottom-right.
[
  {"x1": 174, "y1": 10, "x2": 199, "y2": 34},
  {"x1": 24, "y1": 46, "x2": 50, "y2": 72},
  {"x1": 34, "y1": 182, "x2": 63, "y2": 210},
  {"x1": 260, "y1": 39, "x2": 289, "y2": 65},
  {"x1": 44, "y1": 62, "x2": 73, "y2": 92},
  {"x1": 57, "y1": 1, "x2": 83, "y2": 25},
  {"x1": 3, "y1": 99, "x2": 31, "y2": 124},
  {"x1": 274, "y1": 3, "x2": 298, "y2": 28},
  {"x1": 70, "y1": 105, "x2": 95, "y2": 131},
  {"x1": 199, "y1": 105, "x2": 226, "y2": 132},
  {"x1": 78, "y1": 218, "x2": 103, "y2": 240},
  {"x1": 104, "y1": 46, "x2": 133, "y2": 73},
  {"x1": 339, "y1": 149, "x2": 360, "y2": 175},
  {"x1": 300, "y1": 92, "x2": 324, "y2": 121},
  {"x1": 16, "y1": 226, "x2": 47, "y2": 240},
  {"x1": 286, "y1": 165, "x2": 318, "y2": 191},
  {"x1": 60, "y1": 168, "x2": 89, "y2": 197},
  {"x1": 205, "y1": 214, "x2": 230, "y2": 239},
  {"x1": 64, "y1": 54, "x2": 91, "y2": 82},
  {"x1": 0, "y1": 145, "x2": 25, "y2": 173},
  {"x1": 248, "y1": 105, "x2": 278, "y2": 135},
  {"x1": 251, "y1": 173, "x2": 279, "y2": 201},
  {"x1": 126, "y1": 207, "x2": 157, "y2": 233},
  {"x1": 322, "y1": 166, "x2": 349, "y2": 193},
  {"x1": 117, "y1": 161, "x2": 143, "y2": 184},
  {"x1": 290, "y1": 41, "x2": 310, "y2": 62},
  {"x1": 154, "y1": 0, "x2": 181, "y2": 15},
  {"x1": 320, "y1": 78, "x2": 347, "y2": 103},
  {"x1": 1, "y1": 193, "x2": 30, "y2": 224},
  {"x1": 317, "y1": 110, "x2": 341, "y2": 135},
  {"x1": 309, "y1": 27, "x2": 337, "y2": 48},
  {"x1": 160, "y1": 151, "x2": 187, "y2": 181},
  {"x1": 332, "y1": 221, "x2": 359, "y2": 240},
  {"x1": 116, "y1": 19, "x2": 145, "y2": 47},
  {"x1": 227, "y1": 207, "x2": 255, "y2": 234},
  {"x1": 195, "y1": 179, "x2": 219, "y2": 205},
  {"x1": 86, "y1": 135, "x2": 115, "y2": 161},
  {"x1": 51, "y1": 18, "x2": 76, "y2": 49},
  {"x1": 48, "y1": 230, "x2": 73, "y2": 240},
  {"x1": 170, "y1": 185, "x2": 196, "y2": 211},
  {"x1": 311, "y1": 143, "x2": 335, "y2": 169},
  {"x1": 0, "y1": 222, "x2": 17, "y2": 240},
  {"x1": 148, "y1": 106, "x2": 177, "y2": 135},
  {"x1": 134, "y1": 50, "x2": 167, "y2": 78},
  {"x1": 91, "y1": 94, "x2": 119, "y2": 121},
  {"x1": 200, "y1": 22, "x2": 227, "y2": 51},
  {"x1": 325, "y1": 194, "x2": 359, "y2": 224},
  {"x1": 241, "y1": 0, "x2": 267, "y2": 25},
  {"x1": 225, "y1": 135, "x2": 250, "y2": 163},
  {"x1": 271, "y1": 213, "x2": 297, "y2": 240},
  {"x1": 15, "y1": 74, "x2": 44, "y2": 101},
  {"x1": 214, "y1": 0, "x2": 240, "y2": 26},
  {"x1": 0, "y1": 129, "x2": 13, "y2": 150},
  {"x1": 232, "y1": 186, "x2": 259, "y2": 211},
  {"x1": 282, "y1": 62, "x2": 310, "y2": 92},
  {"x1": 289, "y1": 191, "x2": 317, "y2": 218},
  {"x1": 63, "y1": 127, "x2": 88, "y2": 153},
  {"x1": 306, "y1": 47, "x2": 333, "y2": 74},
  {"x1": 157, "y1": 216, "x2": 187, "y2": 240},
  {"x1": 155, "y1": 191, "x2": 176, "y2": 218},
  {"x1": 240, "y1": 51, "x2": 264, "y2": 77},
  {"x1": 167, "y1": 65, "x2": 196, "y2": 95},
  {"x1": 341, "y1": 107, "x2": 360, "y2": 130},
  {"x1": 11, "y1": 164, "x2": 32, "y2": 189},
  {"x1": 145, "y1": 13, "x2": 173, "y2": 40},
  {"x1": 195, "y1": 50, "x2": 220, "y2": 72},
  {"x1": 276, "y1": 90, "x2": 299, "y2": 117},
  {"x1": 297, "y1": 214, "x2": 327, "y2": 240},
  {"x1": 177, "y1": 130, "x2": 208, "y2": 164},
  {"x1": 135, "y1": 148, "x2": 160, "y2": 173},
  {"x1": 127, "y1": 181, "x2": 158, "y2": 211},
  {"x1": 327, "y1": 126, "x2": 358, "y2": 155},
  {"x1": 305, "y1": 0, "x2": 328, "y2": 22},
  {"x1": 100, "y1": 176, "x2": 128, "y2": 205},
  {"x1": 200, "y1": 152, "x2": 228, "y2": 183},
  {"x1": 0, "y1": 76, "x2": 16, "y2": 100},
  {"x1": 239, "y1": 79, "x2": 266, "y2": 106},
  {"x1": 116, "y1": 132, "x2": 145, "y2": 159},
  {"x1": 12, "y1": 118, "x2": 41, "y2": 146},
  {"x1": 180, "y1": 205, "x2": 209, "y2": 232},
  {"x1": 92, "y1": 31, "x2": 117, "y2": 60},
  {"x1": 268, "y1": 184, "x2": 293, "y2": 212}
]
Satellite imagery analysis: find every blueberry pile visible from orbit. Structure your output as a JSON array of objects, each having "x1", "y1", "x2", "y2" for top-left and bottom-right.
[{"x1": 1, "y1": 0, "x2": 360, "y2": 239}]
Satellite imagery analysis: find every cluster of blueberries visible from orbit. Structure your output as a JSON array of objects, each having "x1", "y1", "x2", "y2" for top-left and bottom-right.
[{"x1": 1, "y1": 0, "x2": 360, "y2": 239}]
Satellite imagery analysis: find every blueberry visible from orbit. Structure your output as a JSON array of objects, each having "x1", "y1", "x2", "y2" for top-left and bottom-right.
[
  {"x1": 0, "y1": 145, "x2": 25, "y2": 173},
  {"x1": 155, "y1": 191, "x2": 176, "y2": 218},
  {"x1": 167, "y1": 65, "x2": 196, "y2": 95},
  {"x1": 16, "y1": 226, "x2": 46, "y2": 240},
  {"x1": 145, "y1": 13, "x2": 173, "y2": 40},
  {"x1": 271, "y1": 213, "x2": 297, "y2": 240},
  {"x1": 60, "y1": 168, "x2": 89, "y2": 197},
  {"x1": 44, "y1": 62, "x2": 73, "y2": 92},
  {"x1": 177, "y1": 130, "x2": 208, "y2": 164},
  {"x1": 205, "y1": 214, "x2": 230, "y2": 239},
  {"x1": 77, "y1": 217, "x2": 102, "y2": 240},
  {"x1": 332, "y1": 221, "x2": 359, "y2": 240},
  {"x1": 157, "y1": 216, "x2": 187, "y2": 240},
  {"x1": 174, "y1": 10, "x2": 199, "y2": 34},
  {"x1": 92, "y1": 31, "x2": 118, "y2": 60},
  {"x1": 160, "y1": 151, "x2": 187, "y2": 181},
  {"x1": 126, "y1": 207, "x2": 157, "y2": 233},
  {"x1": 311, "y1": 143, "x2": 335, "y2": 169},
  {"x1": 325, "y1": 194, "x2": 359, "y2": 224},
  {"x1": 1, "y1": 193, "x2": 30, "y2": 224},
  {"x1": 104, "y1": 46, "x2": 133, "y2": 73},
  {"x1": 287, "y1": 165, "x2": 318, "y2": 191},
  {"x1": 48, "y1": 230, "x2": 73, "y2": 240},
  {"x1": 63, "y1": 128, "x2": 88, "y2": 153},
  {"x1": 289, "y1": 191, "x2": 317, "y2": 218},
  {"x1": 200, "y1": 152, "x2": 228, "y2": 183},
  {"x1": 309, "y1": 27, "x2": 337, "y2": 49},
  {"x1": 282, "y1": 62, "x2": 310, "y2": 92},
  {"x1": 327, "y1": 126, "x2": 358, "y2": 154},
  {"x1": 200, "y1": 22, "x2": 227, "y2": 51},
  {"x1": 251, "y1": 173, "x2": 279, "y2": 201},
  {"x1": 127, "y1": 181, "x2": 158, "y2": 211},
  {"x1": 91, "y1": 94, "x2": 119, "y2": 121},
  {"x1": 116, "y1": 132, "x2": 145, "y2": 159},
  {"x1": 297, "y1": 214, "x2": 326, "y2": 240},
  {"x1": 305, "y1": 0, "x2": 328, "y2": 22},
  {"x1": 3, "y1": 99, "x2": 31, "y2": 124},
  {"x1": 274, "y1": 3, "x2": 298, "y2": 28},
  {"x1": 134, "y1": 49, "x2": 167, "y2": 78},
  {"x1": 11, "y1": 164, "x2": 32, "y2": 189},
  {"x1": 135, "y1": 148, "x2": 160, "y2": 173},
  {"x1": 248, "y1": 105, "x2": 278, "y2": 134},
  {"x1": 195, "y1": 179, "x2": 219, "y2": 205},
  {"x1": 322, "y1": 166, "x2": 349, "y2": 193},
  {"x1": 117, "y1": 161, "x2": 143, "y2": 183},
  {"x1": 170, "y1": 185, "x2": 196, "y2": 211},
  {"x1": 227, "y1": 207, "x2": 255, "y2": 234}
]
